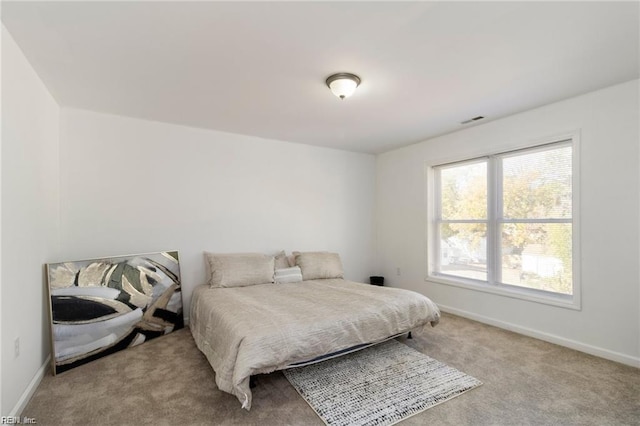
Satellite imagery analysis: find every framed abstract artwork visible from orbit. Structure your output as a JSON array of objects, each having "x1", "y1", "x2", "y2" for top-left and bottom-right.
[{"x1": 46, "y1": 251, "x2": 183, "y2": 374}]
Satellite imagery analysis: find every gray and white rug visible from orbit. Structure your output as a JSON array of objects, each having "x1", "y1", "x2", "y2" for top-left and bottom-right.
[{"x1": 283, "y1": 339, "x2": 482, "y2": 426}]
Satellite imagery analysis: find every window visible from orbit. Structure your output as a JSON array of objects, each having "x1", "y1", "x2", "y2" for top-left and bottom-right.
[{"x1": 429, "y1": 138, "x2": 578, "y2": 307}]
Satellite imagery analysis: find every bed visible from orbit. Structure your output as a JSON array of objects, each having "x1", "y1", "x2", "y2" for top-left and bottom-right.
[{"x1": 190, "y1": 251, "x2": 440, "y2": 410}]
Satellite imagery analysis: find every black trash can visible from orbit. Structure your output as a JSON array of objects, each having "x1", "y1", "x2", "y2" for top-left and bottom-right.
[{"x1": 369, "y1": 276, "x2": 384, "y2": 286}]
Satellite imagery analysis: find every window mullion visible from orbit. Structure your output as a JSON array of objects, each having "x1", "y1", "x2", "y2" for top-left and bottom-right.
[
  {"x1": 500, "y1": 218, "x2": 572, "y2": 224},
  {"x1": 439, "y1": 219, "x2": 490, "y2": 224},
  {"x1": 487, "y1": 156, "x2": 500, "y2": 285}
]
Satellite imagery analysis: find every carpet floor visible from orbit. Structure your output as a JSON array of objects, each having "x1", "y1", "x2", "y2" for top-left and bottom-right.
[{"x1": 23, "y1": 313, "x2": 640, "y2": 425}]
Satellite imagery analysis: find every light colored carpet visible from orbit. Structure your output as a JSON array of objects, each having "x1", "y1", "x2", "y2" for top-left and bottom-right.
[
  {"x1": 22, "y1": 313, "x2": 640, "y2": 425},
  {"x1": 283, "y1": 339, "x2": 482, "y2": 426}
]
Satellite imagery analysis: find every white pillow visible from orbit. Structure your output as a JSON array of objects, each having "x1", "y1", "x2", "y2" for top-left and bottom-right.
[
  {"x1": 295, "y1": 252, "x2": 344, "y2": 280},
  {"x1": 274, "y1": 266, "x2": 303, "y2": 284},
  {"x1": 205, "y1": 252, "x2": 275, "y2": 288}
]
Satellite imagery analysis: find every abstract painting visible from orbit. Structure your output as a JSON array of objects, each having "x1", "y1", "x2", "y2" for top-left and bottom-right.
[{"x1": 46, "y1": 251, "x2": 183, "y2": 374}]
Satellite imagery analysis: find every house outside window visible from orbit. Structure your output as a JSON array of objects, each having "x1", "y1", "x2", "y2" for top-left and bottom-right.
[{"x1": 428, "y1": 135, "x2": 579, "y2": 309}]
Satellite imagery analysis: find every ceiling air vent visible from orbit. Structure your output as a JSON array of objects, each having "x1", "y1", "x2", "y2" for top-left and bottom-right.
[{"x1": 460, "y1": 116, "x2": 485, "y2": 125}]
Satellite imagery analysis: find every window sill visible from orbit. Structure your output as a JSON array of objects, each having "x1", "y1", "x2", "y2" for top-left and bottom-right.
[{"x1": 426, "y1": 274, "x2": 581, "y2": 310}]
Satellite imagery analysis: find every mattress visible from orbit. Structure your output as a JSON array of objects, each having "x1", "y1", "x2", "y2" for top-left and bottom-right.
[{"x1": 189, "y1": 279, "x2": 440, "y2": 409}]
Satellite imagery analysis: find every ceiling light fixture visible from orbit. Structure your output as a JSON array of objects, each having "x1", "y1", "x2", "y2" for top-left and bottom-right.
[{"x1": 326, "y1": 73, "x2": 361, "y2": 100}]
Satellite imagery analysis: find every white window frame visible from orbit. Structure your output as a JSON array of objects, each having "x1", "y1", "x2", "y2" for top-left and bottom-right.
[{"x1": 425, "y1": 133, "x2": 581, "y2": 310}]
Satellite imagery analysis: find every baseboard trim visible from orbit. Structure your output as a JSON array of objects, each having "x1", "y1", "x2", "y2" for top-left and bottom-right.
[
  {"x1": 9, "y1": 355, "x2": 50, "y2": 417},
  {"x1": 438, "y1": 304, "x2": 640, "y2": 368}
]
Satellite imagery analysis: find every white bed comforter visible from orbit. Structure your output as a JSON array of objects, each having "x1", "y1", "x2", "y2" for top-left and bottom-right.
[{"x1": 189, "y1": 279, "x2": 440, "y2": 410}]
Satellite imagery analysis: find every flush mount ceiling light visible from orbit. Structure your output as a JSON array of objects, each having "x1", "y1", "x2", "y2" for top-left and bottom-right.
[{"x1": 326, "y1": 73, "x2": 361, "y2": 100}]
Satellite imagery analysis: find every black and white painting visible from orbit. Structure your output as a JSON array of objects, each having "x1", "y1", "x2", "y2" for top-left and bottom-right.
[{"x1": 46, "y1": 251, "x2": 183, "y2": 374}]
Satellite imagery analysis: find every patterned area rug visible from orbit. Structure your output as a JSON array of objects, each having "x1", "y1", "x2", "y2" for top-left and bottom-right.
[{"x1": 283, "y1": 339, "x2": 482, "y2": 426}]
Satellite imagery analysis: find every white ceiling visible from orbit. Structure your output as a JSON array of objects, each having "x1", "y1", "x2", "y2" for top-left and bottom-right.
[{"x1": 2, "y1": 1, "x2": 638, "y2": 154}]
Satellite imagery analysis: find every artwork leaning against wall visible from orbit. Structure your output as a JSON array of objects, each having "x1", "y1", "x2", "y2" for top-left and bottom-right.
[{"x1": 46, "y1": 251, "x2": 183, "y2": 374}]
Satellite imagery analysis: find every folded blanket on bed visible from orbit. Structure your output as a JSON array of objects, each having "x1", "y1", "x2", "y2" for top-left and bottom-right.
[{"x1": 274, "y1": 266, "x2": 303, "y2": 284}]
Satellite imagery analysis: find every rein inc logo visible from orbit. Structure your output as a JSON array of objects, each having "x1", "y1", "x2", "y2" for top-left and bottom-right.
[{"x1": 1, "y1": 417, "x2": 36, "y2": 424}]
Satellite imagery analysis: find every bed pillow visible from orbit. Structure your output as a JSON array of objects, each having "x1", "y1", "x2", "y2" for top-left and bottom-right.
[
  {"x1": 295, "y1": 252, "x2": 344, "y2": 280},
  {"x1": 274, "y1": 250, "x2": 290, "y2": 269},
  {"x1": 205, "y1": 252, "x2": 275, "y2": 288},
  {"x1": 274, "y1": 266, "x2": 303, "y2": 284}
]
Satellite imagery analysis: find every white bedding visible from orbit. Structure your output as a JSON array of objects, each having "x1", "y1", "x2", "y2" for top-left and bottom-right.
[{"x1": 189, "y1": 279, "x2": 440, "y2": 409}]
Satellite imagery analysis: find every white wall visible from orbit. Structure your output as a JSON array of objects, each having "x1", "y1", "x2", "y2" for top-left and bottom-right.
[
  {"x1": 1, "y1": 25, "x2": 60, "y2": 414},
  {"x1": 59, "y1": 109, "x2": 376, "y2": 317},
  {"x1": 376, "y1": 79, "x2": 640, "y2": 366}
]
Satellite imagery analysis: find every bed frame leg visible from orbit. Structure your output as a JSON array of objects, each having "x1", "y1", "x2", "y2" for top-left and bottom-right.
[
  {"x1": 250, "y1": 376, "x2": 257, "y2": 388},
  {"x1": 407, "y1": 331, "x2": 413, "y2": 339}
]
